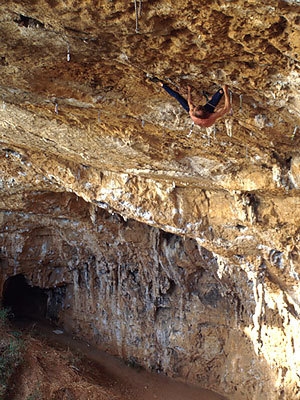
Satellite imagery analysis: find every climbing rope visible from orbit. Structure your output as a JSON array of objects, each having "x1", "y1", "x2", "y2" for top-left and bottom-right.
[
  {"x1": 138, "y1": 0, "x2": 142, "y2": 18},
  {"x1": 134, "y1": 0, "x2": 142, "y2": 33}
]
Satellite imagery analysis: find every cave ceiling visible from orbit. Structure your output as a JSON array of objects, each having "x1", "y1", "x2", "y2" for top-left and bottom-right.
[{"x1": 0, "y1": 1, "x2": 299, "y2": 260}]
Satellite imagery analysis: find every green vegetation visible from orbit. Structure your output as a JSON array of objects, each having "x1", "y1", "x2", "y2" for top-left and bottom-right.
[{"x1": 0, "y1": 307, "x2": 24, "y2": 398}]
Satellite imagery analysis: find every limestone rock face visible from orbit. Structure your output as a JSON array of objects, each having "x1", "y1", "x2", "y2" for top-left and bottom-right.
[{"x1": 0, "y1": 1, "x2": 300, "y2": 399}]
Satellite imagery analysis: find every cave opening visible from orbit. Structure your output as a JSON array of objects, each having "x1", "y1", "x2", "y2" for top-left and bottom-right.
[{"x1": 2, "y1": 274, "x2": 66, "y2": 323}]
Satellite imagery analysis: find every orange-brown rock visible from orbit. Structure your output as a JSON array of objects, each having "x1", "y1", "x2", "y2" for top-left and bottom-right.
[{"x1": 0, "y1": 1, "x2": 299, "y2": 399}]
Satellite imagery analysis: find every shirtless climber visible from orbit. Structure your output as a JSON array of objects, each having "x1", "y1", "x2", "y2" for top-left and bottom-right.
[{"x1": 150, "y1": 78, "x2": 231, "y2": 128}]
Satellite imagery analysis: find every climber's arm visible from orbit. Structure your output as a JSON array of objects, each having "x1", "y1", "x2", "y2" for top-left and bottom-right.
[{"x1": 212, "y1": 85, "x2": 231, "y2": 119}]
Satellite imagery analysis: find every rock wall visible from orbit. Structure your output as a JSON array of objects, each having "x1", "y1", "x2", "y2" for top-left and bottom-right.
[
  {"x1": 0, "y1": 0, "x2": 300, "y2": 399},
  {"x1": 0, "y1": 192, "x2": 299, "y2": 400}
]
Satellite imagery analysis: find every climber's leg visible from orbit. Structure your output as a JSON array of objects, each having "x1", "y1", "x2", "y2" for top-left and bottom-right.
[
  {"x1": 162, "y1": 84, "x2": 190, "y2": 112},
  {"x1": 203, "y1": 88, "x2": 224, "y2": 113}
]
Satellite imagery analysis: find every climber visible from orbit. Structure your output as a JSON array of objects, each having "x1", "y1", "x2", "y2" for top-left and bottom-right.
[{"x1": 150, "y1": 78, "x2": 231, "y2": 128}]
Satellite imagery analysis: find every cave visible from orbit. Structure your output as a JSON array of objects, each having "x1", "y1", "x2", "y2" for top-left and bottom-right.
[{"x1": 2, "y1": 274, "x2": 62, "y2": 322}]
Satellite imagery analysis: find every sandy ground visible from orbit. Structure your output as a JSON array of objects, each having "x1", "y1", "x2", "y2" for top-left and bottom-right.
[{"x1": 10, "y1": 320, "x2": 228, "y2": 400}]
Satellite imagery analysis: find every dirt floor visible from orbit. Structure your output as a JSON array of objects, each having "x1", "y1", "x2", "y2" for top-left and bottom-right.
[{"x1": 7, "y1": 320, "x2": 227, "y2": 400}]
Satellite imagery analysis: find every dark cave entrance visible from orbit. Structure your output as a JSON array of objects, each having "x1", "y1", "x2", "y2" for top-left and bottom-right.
[
  {"x1": 3, "y1": 274, "x2": 47, "y2": 320},
  {"x1": 2, "y1": 274, "x2": 66, "y2": 322}
]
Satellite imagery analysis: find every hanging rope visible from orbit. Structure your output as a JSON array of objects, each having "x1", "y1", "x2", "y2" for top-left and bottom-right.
[
  {"x1": 138, "y1": 0, "x2": 142, "y2": 18},
  {"x1": 134, "y1": 0, "x2": 142, "y2": 33}
]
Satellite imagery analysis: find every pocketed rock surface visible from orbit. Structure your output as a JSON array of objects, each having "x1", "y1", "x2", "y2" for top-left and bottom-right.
[{"x1": 0, "y1": 1, "x2": 300, "y2": 399}]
